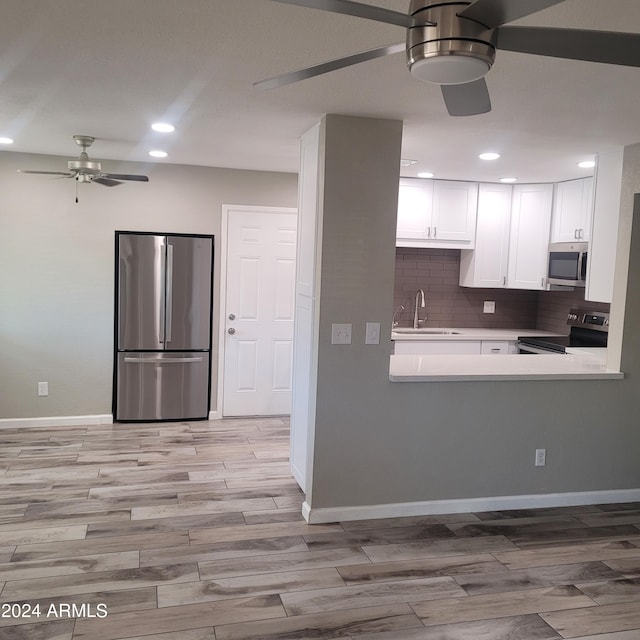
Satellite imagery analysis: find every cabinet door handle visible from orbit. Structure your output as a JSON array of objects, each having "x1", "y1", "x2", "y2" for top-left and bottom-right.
[
  {"x1": 433, "y1": 227, "x2": 437, "y2": 237},
  {"x1": 503, "y1": 276, "x2": 506, "y2": 286},
  {"x1": 427, "y1": 226, "x2": 431, "y2": 238},
  {"x1": 580, "y1": 228, "x2": 584, "y2": 239},
  {"x1": 541, "y1": 277, "x2": 545, "y2": 288},
  {"x1": 491, "y1": 348, "x2": 501, "y2": 353},
  {"x1": 575, "y1": 229, "x2": 579, "y2": 239}
]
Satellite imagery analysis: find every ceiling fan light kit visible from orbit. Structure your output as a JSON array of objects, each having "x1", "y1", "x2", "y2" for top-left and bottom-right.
[{"x1": 407, "y1": 1, "x2": 496, "y2": 85}]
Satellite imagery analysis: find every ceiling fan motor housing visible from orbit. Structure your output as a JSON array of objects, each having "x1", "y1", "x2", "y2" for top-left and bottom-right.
[
  {"x1": 68, "y1": 156, "x2": 101, "y2": 173},
  {"x1": 407, "y1": 1, "x2": 496, "y2": 85}
]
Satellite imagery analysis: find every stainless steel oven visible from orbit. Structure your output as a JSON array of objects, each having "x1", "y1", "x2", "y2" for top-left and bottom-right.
[
  {"x1": 518, "y1": 308, "x2": 608, "y2": 354},
  {"x1": 548, "y1": 242, "x2": 588, "y2": 287}
]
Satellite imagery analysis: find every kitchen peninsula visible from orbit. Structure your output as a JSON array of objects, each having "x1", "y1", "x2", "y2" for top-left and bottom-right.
[
  {"x1": 390, "y1": 351, "x2": 620, "y2": 381},
  {"x1": 389, "y1": 324, "x2": 619, "y2": 381}
]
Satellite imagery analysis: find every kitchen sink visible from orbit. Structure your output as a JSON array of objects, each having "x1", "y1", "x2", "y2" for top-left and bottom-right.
[{"x1": 393, "y1": 328, "x2": 461, "y2": 335}]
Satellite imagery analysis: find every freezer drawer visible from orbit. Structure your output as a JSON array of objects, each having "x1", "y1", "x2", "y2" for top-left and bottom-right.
[{"x1": 116, "y1": 352, "x2": 210, "y2": 421}]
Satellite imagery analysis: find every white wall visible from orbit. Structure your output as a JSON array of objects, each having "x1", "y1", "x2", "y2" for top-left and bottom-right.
[{"x1": 0, "y1": 151, "x2": 297, "y2": 421}]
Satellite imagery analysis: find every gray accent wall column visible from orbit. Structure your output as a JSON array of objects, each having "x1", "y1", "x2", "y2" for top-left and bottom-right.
[{"x1": 291, "y1": 114, "x2": 403, "y2": 511}]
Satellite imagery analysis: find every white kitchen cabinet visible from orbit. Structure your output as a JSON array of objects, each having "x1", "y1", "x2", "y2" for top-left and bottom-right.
[
  {"x1": 586, "y1": 149, "x2": 623, "y2": 304},
  {"x1": 480, "y1": 340, "x2": 515, "y2": 354},
  {"x1": 551, "y1": 178, "x2": 594, "y2": 243},
  {"x1": 396, "y1": 178, "x2": 434, "y2": 240},
  {"x1": 394, "y1": 340, "x2": 482, "y2": 355},
  {"x1": 396, "y1": 178, "x2": 478, "y2": 248},
  {"x1": 459, "y1": 183, "x2": 512, "y2": 288},
  {"x1": 507, "y1": 183, "x2": 553, "y2": 290}
]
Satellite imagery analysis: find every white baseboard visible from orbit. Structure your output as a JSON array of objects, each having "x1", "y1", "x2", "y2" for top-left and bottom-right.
[
  {"x1": 301, "y1": 488, "x2": 640, "y2": 524},
  {"x1": 0, "y1": 415, "x2": 114, "y2": 429},
  {"x1": 208, "y1": 410, "x2": 222, "y2": 421}
]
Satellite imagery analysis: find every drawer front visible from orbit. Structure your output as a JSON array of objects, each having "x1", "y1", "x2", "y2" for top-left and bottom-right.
[
  {"x1": 481, "y1": 340, "x2": 512, "y2": 355},
  {"x1": 394, "y1": 341, "x2": 481, "y2": 355}
]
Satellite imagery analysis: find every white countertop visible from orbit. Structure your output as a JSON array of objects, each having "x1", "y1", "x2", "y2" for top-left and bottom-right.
[
  {"x1": 391, "y1": 328, "x2": 563, "y2": 342},
  {"x1": 565, "y1": 346, "x2": 608, "y2": 364},
  {"x1": 390, "y1": 352, "x2": 623, "y2": 382}
]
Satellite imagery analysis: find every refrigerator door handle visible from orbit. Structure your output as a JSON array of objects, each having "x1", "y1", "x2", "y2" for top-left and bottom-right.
[
  {"x1": 123, "y1": 356, "x2": 204, "y2": 364},
  {"x1": 159, "y1": 241, "x2": 166, "y2": 344},
  {"x1": 165, "y1": 243, "x2": 174, "y2": 343}
]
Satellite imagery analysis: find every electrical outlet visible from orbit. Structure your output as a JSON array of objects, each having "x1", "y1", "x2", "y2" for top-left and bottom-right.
[
  {"x1": 483, "y1": 301, "x2": 496, "y2": 314},
  {"x1": 365, "y1": 322, "x2": 380, "y2": 345},
  {"x1": 38, "y1": 381, "x2": 49, "y2": 397},
  {"x1": 331, "y1": 323, "x2": 352, "y2": 345},
  {"x1": 535, "y1": 448, "x2": 546, "y2": 467}
]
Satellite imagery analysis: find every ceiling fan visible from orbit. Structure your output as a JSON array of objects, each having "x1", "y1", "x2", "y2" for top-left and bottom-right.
[
  {"x1": 17, "y1": 135, "x2": 149, "y2": 186},
  {"x1": 255, "y1": 0, "x2": 640, "y2": 116}
]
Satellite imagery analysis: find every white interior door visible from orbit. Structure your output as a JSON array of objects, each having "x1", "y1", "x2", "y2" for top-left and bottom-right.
[{"x1": 223, "y1": 207, "x2": 297, "y2": 416}]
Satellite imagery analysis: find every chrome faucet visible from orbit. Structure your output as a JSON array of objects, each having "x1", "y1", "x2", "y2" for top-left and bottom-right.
[
  {"x1": 392, "y1": 305, "x2": 405, "y2": 328},
  {"x1": 413, "y1": 289, "x2": 426, "y2": 329}
]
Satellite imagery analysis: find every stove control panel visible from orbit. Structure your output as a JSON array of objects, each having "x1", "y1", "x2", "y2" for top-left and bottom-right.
[{"x1": 567, "y1": 308, "x2": 610, "y2": 332}]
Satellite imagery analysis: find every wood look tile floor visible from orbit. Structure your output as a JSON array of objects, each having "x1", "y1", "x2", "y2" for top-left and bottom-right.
[{"x1": 1, "y1": 419, "x2": 640, "y2": 639}]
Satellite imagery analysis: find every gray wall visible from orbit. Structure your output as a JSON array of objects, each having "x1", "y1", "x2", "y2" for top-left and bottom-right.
[
  {"x1": 310, "y1": 126, "x2": 640, "y2": 510},
  {"x1": 0, "y1": 151, "x2": 297, "y2": 420}
]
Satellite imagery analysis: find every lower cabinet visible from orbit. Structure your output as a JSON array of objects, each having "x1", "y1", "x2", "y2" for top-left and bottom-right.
[
  {"x1": 394, "y1": 340, "x2": 517, "y2": 355},
  {"x1": 480, "y1": 340, "x2": 517, "y2": 354},
  {"x1": 394, "y1": 341, "x2": 481, "y2": 355}
]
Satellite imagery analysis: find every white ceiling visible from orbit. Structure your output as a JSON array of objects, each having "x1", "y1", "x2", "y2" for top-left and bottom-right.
[{"x1": 2, "y1": 0, "x2": 640, "y2": 183}]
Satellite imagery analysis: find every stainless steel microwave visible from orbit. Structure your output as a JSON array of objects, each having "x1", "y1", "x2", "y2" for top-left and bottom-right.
[{"x1": 548, "y1": 242, "x2": 588, "y2": 287}]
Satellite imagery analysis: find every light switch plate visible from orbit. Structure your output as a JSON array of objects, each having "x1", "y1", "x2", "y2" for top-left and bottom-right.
[
  {"x1": 483, "y1": 301, "x2": 496, "y2": 314},
  {"x1": 365, "y1": 322, "x2": 380, "y2": 345},
  {"x1": 331, "y1": 323, "x2": 352, "y2": 345}
]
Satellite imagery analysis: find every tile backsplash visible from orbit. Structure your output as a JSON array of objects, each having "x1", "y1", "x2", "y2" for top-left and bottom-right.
[{"x1": 394, "y1": 248, "x2": 609, "y2": 333}]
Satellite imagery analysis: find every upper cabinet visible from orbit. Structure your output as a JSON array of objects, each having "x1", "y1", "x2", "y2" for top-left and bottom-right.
[
  {"x1": 586, "y1": 149, "x2": 623, "y2": 303},
  {"x1": 459, "y1": 183, "x2": 512, "y2": 288},
  {"x1": 551, "y1": 178, "x2": 594, "y2": 243},
  {"x1": 397, "y1": 178, "x2": 478, "y2": 248},
  {"x1": 459, "y1": 182, "x2": 553, "y2": 290},
  {"x1": 508, "y1": 184, "x2": 554, "y2": 290},
  {"x1": 396, "y1": 178, "x2": 434, "y2": 240}
]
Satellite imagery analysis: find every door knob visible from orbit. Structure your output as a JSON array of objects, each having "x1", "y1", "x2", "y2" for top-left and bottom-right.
[
  {"x1": 228, "y1": 313, "x2": 236, "y2": 320},
  {"x1": 227, "y1": 327, "x2": 236, "y2": 335}
]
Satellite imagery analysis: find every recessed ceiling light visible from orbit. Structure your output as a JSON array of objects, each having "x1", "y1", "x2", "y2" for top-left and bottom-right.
[
  {"x1": 149, "y1": 150, "x2": 168, "y2": 158},
  {"x1": 0, "y1": 137, "x2": 14, "y2": 145},
  {"x1": 479, "y1": 152, "x2": 500, "y2": 161},
  {"x1": 151, "y1": 123, "x2": 175, "y2": 133},
  {"x1": 577, "y1": 160, "x2": 596, "y2": 169},
  {"x1": 500, "y1": 177, "x2": 517, "y2": 183},
  {"x1": 417, "y1": 172, "x2": 434, "y2": 178},
  {"x1": 400, "y1": 159, "x2": 417, "y2": 167}
]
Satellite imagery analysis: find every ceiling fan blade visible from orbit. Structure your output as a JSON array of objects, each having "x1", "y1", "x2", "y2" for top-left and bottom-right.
[
  {"x1": 458, "y1": 0, "x2": 565, "y2": 29},
  {"x1": 101, "y1": 173, "x2": 149, "y2": 182},
  {"x1": 93, "y1": 177, "x2": 122, "y2": 187},
  {"x1": 497, "y1": 26, "x2": 640, "y2": 68},
  {"x1": 255, "y1": 42, "x2": 405, "y2": 89},
  {"x1": 272, "y1": 0, "x2": 418, "y2": 28},
  {"x1": 441, "y1": 79, "x2": 491, "y2": 116},
  {"x1": 17, "y1": 169, "x2": 75, "y2": 177}
]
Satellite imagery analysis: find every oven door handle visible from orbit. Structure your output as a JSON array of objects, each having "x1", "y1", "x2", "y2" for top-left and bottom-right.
[{"x1": 517, "y1": 342, "x2": 562, "y2": 355}]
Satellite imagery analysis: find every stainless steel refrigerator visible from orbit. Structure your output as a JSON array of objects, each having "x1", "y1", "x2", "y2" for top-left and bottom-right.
[{"x1": 114, "y1": 232, "x2": 213, "y2": 421}]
